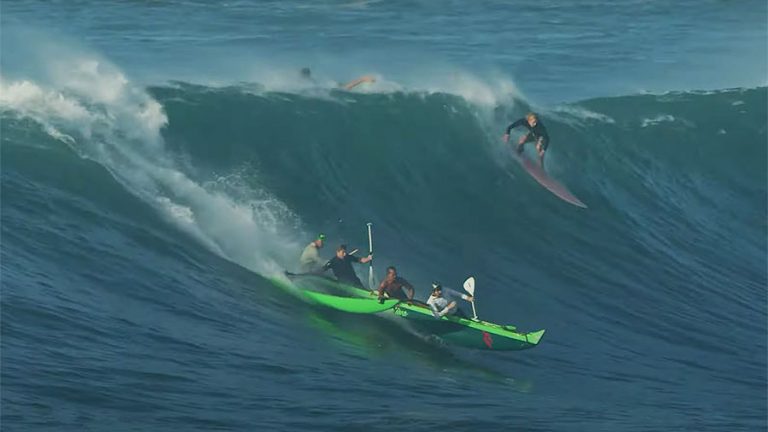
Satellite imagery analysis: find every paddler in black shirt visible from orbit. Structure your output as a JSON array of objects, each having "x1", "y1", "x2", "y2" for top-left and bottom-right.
[
  {"x1": 318, "y1": 244, "x2": 372, "y2": 288},
  {"x1": 503, "y1": 112, "x2": 550, "y2": 169}
]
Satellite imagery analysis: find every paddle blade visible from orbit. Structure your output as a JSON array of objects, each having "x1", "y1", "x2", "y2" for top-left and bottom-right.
[{"x1": 463, "y1": 276, "x2": 475, "y2": 295}]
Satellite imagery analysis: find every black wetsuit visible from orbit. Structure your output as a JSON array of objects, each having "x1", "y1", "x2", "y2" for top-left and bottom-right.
[
  {"x1": 322, "y1": 255, "x2": 364, "y2": 287},
  {"x1": 506, "y1": 118, "x2": 550, "y2": 150}
]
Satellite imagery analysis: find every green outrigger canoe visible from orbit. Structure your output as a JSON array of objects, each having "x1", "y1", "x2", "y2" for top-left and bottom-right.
[
  {"x1": 283, "y1": 273, "x2": 545, "y2": 351},
  {"x1": 302, "y1": 289, "x2": 400, "y2": 314},
  {"x1": 271, "y1": 275, "x2": 400, "y2": 313}
]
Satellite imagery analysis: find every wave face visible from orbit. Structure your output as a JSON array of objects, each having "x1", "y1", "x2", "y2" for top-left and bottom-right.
[{"x1": 2, "y1": 69, "x2": 766, "y2": 431}]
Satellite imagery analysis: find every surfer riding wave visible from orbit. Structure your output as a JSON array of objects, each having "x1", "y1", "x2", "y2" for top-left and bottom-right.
[{"x1": 503, "y1": 113, "x2": 549, "y2": 169}]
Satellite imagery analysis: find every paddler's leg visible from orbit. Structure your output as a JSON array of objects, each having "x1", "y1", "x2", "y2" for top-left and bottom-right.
[
  {"x1": 438, "y1": 301, "x2": 458, "y2": 317},
  {"x1": 454, "y1": 308, "x2": 469, "y2": 319}
]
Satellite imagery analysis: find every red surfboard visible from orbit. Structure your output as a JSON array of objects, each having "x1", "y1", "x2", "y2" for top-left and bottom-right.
[{"x1": 514, "y1": 153, "x2": 587, "y2": 208}]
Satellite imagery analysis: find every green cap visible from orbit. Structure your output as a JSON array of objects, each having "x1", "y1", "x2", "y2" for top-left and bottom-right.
[{"x1": 317, "y1": 233, "x2": 326, "y2": 241}]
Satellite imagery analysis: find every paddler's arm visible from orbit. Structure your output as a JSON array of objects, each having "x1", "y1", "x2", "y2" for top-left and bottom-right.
[
  {"x1": 426, "y1": 296, "x2": 456, "y2": 318},
  {"x1": 342, "y1": 75, "x2": 376, "y2": 90},
  {"x1": 401, "y1": 278, "x2": 415, "y2": 300},
  {"x1": 309, "y1": 259, "x2": 332, "y2": 275},
  {"x1": 358, "y1": 254, "x2": 373, "y2": 264},
  {"x1": 346, "y1": 253, "x2": 371, "y2": 264},
  {"x1": 437, "y1": 301, "x2": 457, "y2": 317},
  {"x1": 445, "y1": 287, "x2": 473, "y2": 303},
  {"x1": 377, "y1": 279, "x2": 388, "y2": 299}
]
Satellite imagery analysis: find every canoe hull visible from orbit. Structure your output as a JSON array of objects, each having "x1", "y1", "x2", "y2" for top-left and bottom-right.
[
  {"x1": 282, "y1": 274, "x2": 545, "y2": 351},
  {"x1": 391, "y1": 303, "x2": 544, "y2": 351},
  {"x1": 303, "y1": 290, "x2": 400, "y2": 313}
]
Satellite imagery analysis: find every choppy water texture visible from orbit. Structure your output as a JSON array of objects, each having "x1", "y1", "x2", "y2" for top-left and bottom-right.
[{"x1": 1, "y1": 1, "x2": 767, "y2": 431}]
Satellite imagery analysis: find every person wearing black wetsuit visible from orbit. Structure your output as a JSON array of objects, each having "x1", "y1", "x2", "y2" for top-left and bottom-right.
[
  {"x1": 319, "y1": 244, "x2": 372, "y2": 288},
  {"x1": 503, "y1": 113, "x2": 550, "y2": 169}
]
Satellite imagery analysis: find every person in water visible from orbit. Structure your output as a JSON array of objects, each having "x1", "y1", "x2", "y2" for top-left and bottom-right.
[
  {"x1": 317, "y1": 244, "x2": 372, "y2": 288},
  {"x1": 503, "y1": 112, "x2": 550, "y2": 169},
  {"x1": 299, "y1": 233, "x2": 326, "y2": 272},
  {"x1": 426, "y1": 282, "x2": 473, "y2": 319},
  {"x1": 300, "y1": 67, "x2": 376, "y2": 90},
  {"x1": 377, "y1": 266, "x2": 415, "y2": 303}
]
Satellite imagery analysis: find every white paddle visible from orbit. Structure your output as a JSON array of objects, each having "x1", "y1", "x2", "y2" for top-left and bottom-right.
[{"x1": 463, "y1": 276, "x2": 478, "y2": 320}]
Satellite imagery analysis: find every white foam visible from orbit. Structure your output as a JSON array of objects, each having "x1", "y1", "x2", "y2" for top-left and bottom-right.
[
  {"x1": 1, "y1": 44, "x2": 304, "y2": 277},
  {"x1": 0, "y1": 79, "x2": 93, "y2": 123},
  {"x1": 641, "y1": 114, "x2": 676, "y2": 128},
  {"x1": 550, "y1": 104, "x2": 616, "y2": 125},
  {"x1": 390, "y1": 69, "x2": 524, "y2": 107},
  {"x1": 228, "y1": 57, "x2": 525, "y2": 108}
]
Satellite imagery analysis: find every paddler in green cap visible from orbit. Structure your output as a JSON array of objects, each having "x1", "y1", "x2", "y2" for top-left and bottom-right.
[{"x1": 300, "y1": 233, "x2": 326, "y2": 272}]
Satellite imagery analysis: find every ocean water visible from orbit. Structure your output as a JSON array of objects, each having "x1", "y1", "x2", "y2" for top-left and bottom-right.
[{"x1": 1, "y1": 1, "x2": 766, "y2": 431}]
